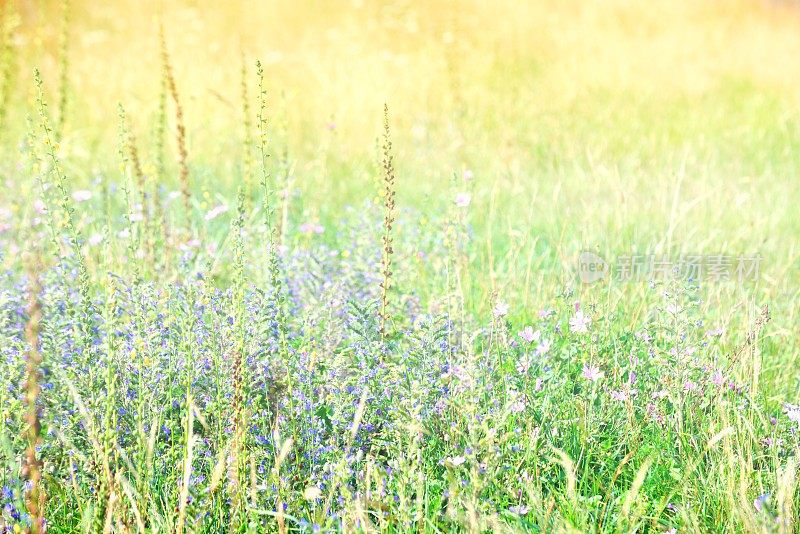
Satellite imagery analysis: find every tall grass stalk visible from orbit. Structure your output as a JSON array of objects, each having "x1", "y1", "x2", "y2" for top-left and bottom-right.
[
  {"x1": 270, "y1": 431, "x2": 293, "y2": 534},
  {"x1": 95, "y1": 270, "x2": 122, "y2": 531},
  {"x1": 118, "y1": 103, "x2": 153, "y2": 269},
  {"x1": 228, "y1": 188, "x2": 249, "y2": 526},
  {"x1": 256, "y1": 61, "x2": 288, "y2": 345},
  {"x1": 445, "y1": 172, "x2": 469, "y2": 351},
  {"x1": 240, "y1": 55, "x2": 254, "y2": 204},
  {"x1": 153, "y1": 35, "x2": 171, "y2": 269},
  {"x1": 117, "y1": 103, "x2": 144, "y2": 281},
  {"x1": 175, "y1": 393, "x2": 195, "y2": 534},
  {"x1": 256, "y1": 60, "x2": 293, "y2": 441},
  {"x1": 26, "y1": 117, "x2": 60, "y2": 256},
  {"x1": 33, "y1": 69, "x2": 91, "y2": 318},
  {"x1": 379, "y1": 103, "x2": 396, "y2": 340},
  {"x1": 159, "y1": 25, "x2": 191, "y2": 215},
  {"x1": 23, "y1": 248, "x2": 45, "y2": 534},
  {"x1": 275, "y1": 92, "x2": 292, "y2": 248}
]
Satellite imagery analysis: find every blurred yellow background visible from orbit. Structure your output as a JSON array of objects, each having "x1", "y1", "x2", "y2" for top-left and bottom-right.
[
  {"x1": 7, "y1": 0, "x2": 800, "y2": 318},
  {"x1": 17, "y1": 0, "x2": 800, "y2": 168}
]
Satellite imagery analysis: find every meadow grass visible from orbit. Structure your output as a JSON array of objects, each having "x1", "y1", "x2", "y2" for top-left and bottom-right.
[{"x1": 1, "y1": 0, "x2": 800, "y2": 532}]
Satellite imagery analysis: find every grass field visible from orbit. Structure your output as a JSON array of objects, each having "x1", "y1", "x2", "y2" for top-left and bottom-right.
[{"x1": 2, "y1": 0, "x2": 800, "y2": 531}]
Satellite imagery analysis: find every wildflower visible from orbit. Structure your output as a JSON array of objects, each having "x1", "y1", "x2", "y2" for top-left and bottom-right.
[
  {"x1": 754, "y1": 492, "x2": 770, "y2": 512},
  {"x1": 34, "y1": 199, "x2": 47, "y2": 214},
  {"x1": 88, "y1": 233, "x2": 103, "y2": 246},
  {"x1": 3, "y1": 503, "x2": 19, "y2": 521},
  {"x1": 493, "y1": 301, "x2": 509, "y2": 318},
  {"x1": 683, "y1": 380, "x2": 699, "y2": 393},
  {"x1": 646, "y1": 403, "x2": 665, "y2": 425},
  {"x1": 710, "y1": 370, "x2": 724, "y2": 387},
  {"x1": 454, "y1": 192, "x2": 471, "y2": 208},
  {"x1": 783, "y1": 403, "x2": 800, "y2": 424},
  {"x1": 462, "y1": 169, "x2": 474, "y2": 181},
  {"x1": 178, "y1": 238, "x2": 201, "y2": 251},
  {"x1": 445, "y1": 456, "x2": 466, "y2": 468},
  {"x1": 303, "y1": 486, "x2": 322, "y2": 500},
  {"x1": 635, "y1": 330, "x2": 652, "y2": 343},
  {"x1": 72, "y1": 190, "x2": 92, "y2": 202},
  {"x1": 518, "y1": 326, "x2": 540, "y2": 343},
  {"x1": 582, "y1": 364, "x2": 604, "y2": 382},
  {"x1": 706, "y1": 327, "x2": 725, "y2": 337},
  {"x1": 508, "y1": 504, "x2": 529, "y2": 515},
  {"x1": 299, "y1": 222, "x2": 324, "y2": 235},
  {"x1": 509, "y1": 397, "x2": 526, "y2": 414},
  {"x1": 610, "y1": 390, "x2": 629, "y2": 402},
  {"x1": 515, "y1": 355, "x2": 532, "y2": 375},
  {"x1": 204, "y1": 204, "x2": 229, "y2": 221},
  {"x1": 534, "y1": 377, "x2": 544, "y2": 391},
  {"x1": 539, "y1": 308, "x2": 554, "y2": 319},
  {"x1": 535, "y1": 338, "x2": 552, "y2": 356},
  {"x1": 569, "y1": 310, "x2": 591, "y2": 333}
]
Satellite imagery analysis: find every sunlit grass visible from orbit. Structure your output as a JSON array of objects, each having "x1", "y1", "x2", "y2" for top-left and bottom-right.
[{"x1": 1, "y1": 0, "x2": 800, "y2": 531}]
